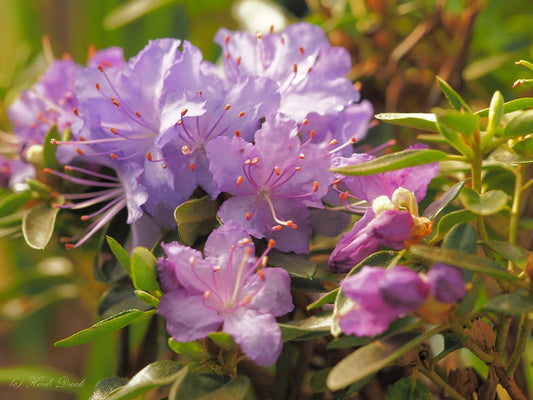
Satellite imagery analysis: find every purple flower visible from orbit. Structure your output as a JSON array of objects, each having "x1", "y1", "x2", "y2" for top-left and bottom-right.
[
  {"x1": 0, "y1": 155, "x2": 35, "y2": 190},
  {"x1": 328, "y1": 209, "x2": 414, "y2": 273},
  {"x1": 215, "y1": 23, "x2": 360, "y2": 121},
  {"x1": 157, "y1": 221, "x2": 293, "y2": 366},
  {"x1": 426, "y1": 263, "x2": 466, "y2": 303},
  {"x1": 339, "y1": 265, "x2": 429, "y2": 337},
  {"x1": 206, "y1": 114, "x2": 332, "y2": 254}
]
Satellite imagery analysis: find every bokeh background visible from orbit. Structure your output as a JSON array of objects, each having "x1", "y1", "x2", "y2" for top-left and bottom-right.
[{"x1": 1, "y1": 0, "x2": 533, "y2": 399}]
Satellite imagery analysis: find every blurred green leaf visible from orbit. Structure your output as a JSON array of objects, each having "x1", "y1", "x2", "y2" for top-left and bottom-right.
[
  {"x1": 43, "y1": 125, "x2": 60, "y2": 168},
  {"x1": 169, "y1": 372, "x2": 228, "y2": 400},
  {"x1": 264, "y1": 248, "x2": 317, "y2": 279},
  {"x1": 89, "y1": 377, "x2": 129, "y2": 400},
  {"x1": 0, "y1": 190, "x2": 32, "y2": 217},
  {"x1": 435, "y1": 110, "x2": 480, "y2": 137},
  {"x1": 55, "y1": 309, "x2": 155, "y2": 347},
  {"x1": 332, "y1": 150, "x2": 447, "y2": 176},
  {"x1": 168, "y1": 338, "x2": 211, "y2": 360},
  {"x1": 460, "y1": 188, "x2": 508, "y2": 215},
  {"x1": 134, "y1": 289, "x2": 160, "y2": 307},
  {"x1": 435, "y1": 113, "x2": 474, "y2": 158},
  {"x1": 310, "y1": 368, "x2": 332, "y2": 393},
  {"x1": 436, "y1": 76, "x2": 471, "y2": 112},
  {"x1": 374, "y1": 113, "x2": 437, "y2": 132},
  {"x1": 481, "y1": 90, "x2": 504, "y2": 149},
  {"x1": 475, "y1": 98, "x2": 533, "y2": 117},
  {"x1": 443, "y1": 223, "x2": 478, "y2": 255},
  {"x1": 478, "y1": 240, "x2": 530, "y2": 268},
  {"x1": 103, "y1": 0, "x2": 177, "y2": 30},
  {"x1": 106, "y1": 235, "x2": 132, "y2": 275},
  {"x1": 187, "y1": 375, "x2": 250, "y2": 400},
  {"x1": 98, "y1": 284, "x2": 151, "y2": 318},
  {"x1": 489, "y1": 146, "x2": 533, "y2": 164},
  {"x1": 385, "y1": 377, "x2": 431, "y2": 400},
  {"x1": 22, "y1": 203, "x2": 59, "y2": 249},
  {"x1": 280, "y1": 314, "x2": 332, "y2": 342},
  {"x1": 504, "y1": 109, "x2": 533, "y2": 139},
  {"x1": 174, "y1": 195, "x2": 219, "y2": 246},
  {"x1": 131, "y1": 246, "x2": 160, "y2": 292},
  {"x1": 483, "y1": 293, "x2": 533, "y2": 315},
  {"x1": 434, "y1": 209, "x2": 477, "y2": 239},
  {"x1": 208, "y1": 331, "x2": 235, "y2": 351},
  {"x1": 307, "y1": 289, "x2": 339, "y2": 311},
  {"x1": 422, "y1": 180, "x2": 467, "y2": 220}
]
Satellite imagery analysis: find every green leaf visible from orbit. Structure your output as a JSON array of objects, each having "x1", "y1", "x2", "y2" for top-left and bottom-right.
[
  {"x1": 327, "y1": 335, "x2": 372, "y2": 349},
  {"x1": 483, "y1": 293, "x2": 533, "y2": 315},
  {"x1": 0, "y1": 365, "x2": 80, "y2": 393},
  {"x1": 264, "y1": 248, "x2": 317, "y2": 279},
  {"x1": 504, "y1": 109, "x2": 533, "y2": 139},
  {"x1": 55, "y1": 309, "x2": 154, "y2": 347},
  {"x1": 374, "y1": 113, "x2": 437, "y2": 132},
  {"x1": 435, "y1": 113, "x2": 474, "y2": 158},
  {"x1": 331, "y1": 149, "x2": 447, "y2": 176},
  {"x1": 409, "y1": 245, "x2": 517, "y2": 281},
  {"x1": 310, "y1": 368, "x2": 332, "y2": 393},
  {"x1": 191, "y1": 375, "x2": 250, "y2": 400},
  {"x1": 307, "y1": 289, "x2": 339, "y2": 311},
  {"x1": 169, "y1": 372, "x2": 228, "y2": 400},
  {"x1": 207, "y1": 332, "x2": 236, "y2": 351},
  {"x1": 89, "y1": 377, "x2": 129, "y2": 400},
  {"x1": 131, "y1": 246, "x2": 160, "y2": 292},
  {"x1": 279, "y1": 314, "x2": 332, "y2": 342},
  {"x1": 436, "y1": 76, "x2": 471, "y2": 112},
  {"x1": 435, "y1": 110, "x2": 479, "y2": 137},
  {"x1": 475, "y1": 98, "x2": 533, "y2": 117},
  {"x1": 103, "y1": 0, "x2": 176, "y2": 29},
  {"x1": 168, "y1": 338, "x2": 211, "y2": 361},
  {"x1": 327, "y1": 333, "x2": 430, "y2": 390},
  {"x1": 174, "y1": 195, "x2": 219, "y2": 246},
  {"x1": 385, "y1": 377, "x2": 431, "y2": 400},
  {"x1": 460, "y1": 188, "x2": 508, "y2": 215},
  {"x1": 43, "y1": 125, "x2": 60, "y2": 168},
  {"x1": 134, "y1": 290, "x2": 160, "y2": 307},
  {"x1": 516, "y1": 59, "x2": 533, "y2": 72},
  {"x1": 106, "y1": 235, "x2": 132, "y2": 275},
  {"x1": 22, "y1": 203, "x2": 60, "y2": 249},
  {"x1": 478, "y1": 241, "x2": 530, "y2": 268},
  {"x1": 0, "y1": 190, "x2": 32, "y2": 217},
  {"x1": 443, "y1": 223, "x2": 478, "y2": 255},
  {"x1": 422, "y1": 180, "x2": 467, "y2": 220},
  {"x1": 489, "y1": 147, "x2": 533, "y2": 164},
  {"x1": 104, "y1": 360, "x2": 187, "y2": 400},
  {"x1": 434, "y1": 209, "x2": 477, "y2": 239},
  {"x1": 481, "y1": 91, "x2": 504, "y2": 149}
]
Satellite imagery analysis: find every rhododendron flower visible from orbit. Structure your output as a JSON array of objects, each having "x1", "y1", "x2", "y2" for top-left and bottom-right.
[
  {"x1": 157, "y1": 221, "x2": 293, "y2": 366},
  {"x1": 426, "y1": 263, "x2": 466, "y2": 304},
  {"x1": 339, "y1": 265, "x2": 429, "y2": 337},
  {"x1": 207, "y1": 114, "x2": 332, "y2": 254},
  {"x1": 215, "y1": 22, "x2": 360, "y2": 121}
]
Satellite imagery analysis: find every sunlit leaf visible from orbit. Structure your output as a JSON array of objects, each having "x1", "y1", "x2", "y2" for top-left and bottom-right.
[
  {"x1": 55, "y1": 309, "x2": 155, "y2": 347},
  {"x1": 460, "y1": 188, "x2": 508, "y2": 215},
  {"x1": 434, "y1": 209, "x2": 477, "y2": 239},
  {"x1": 131, "y1": 246, "x2": 160, "y2": 292},
  {"x1": 480, "y1": 90, "x2": 504, "y2": 149},
  {"x1": 374, "y1": 113, "x2": 437, "y2": 132},
  {"x1": 475, "y1": 98, "x2": 533, "y2": 117},
  {"x1": 332, "y1": 149, "x2": 447, "y2": 176},
  {"x1": 208, "y1": 332, "x2": 236, "y2": 351},
  {"x1": 168, "y1": 338, "x2": 211, "y2": 361},
  {"x1": 22, "y1": 203, "x2": 60, "y2": 250},
  {"x1": 436, "y1": 76, "x2": 471, "y2": 112},
  {"x1": 435, "y1": 110, "x2": 479, "y2": 137},
  {"x1": 174, "y1": 195, "x2": 219, "y2": 246},
  {"x1": 279, "y1": 314, "x2": 332, "y2": 342},
  {"x1": 504, "y1": 109, "x2": 533, "y2": 139},
  {"x1": 134, "y1": 290, "x2": 160, "y2": 307},
  {"x1": 106, "y1": 235, "x2": 132, "y2": 275},
  {"x1": 43, "y1": 125, "x2": 60, "y2": 168},
  {"x1": 0, "y1": 190, "x2": 32, "y2": 217},
  {"x1": 443, "y1": 223, "x2": 478, "y2": 258},
  {"x1": 435, "y1": 113, "x2": 474, "y2": 158}
]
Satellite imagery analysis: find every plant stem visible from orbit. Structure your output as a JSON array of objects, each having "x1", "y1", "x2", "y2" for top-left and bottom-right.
[
  {"x1": 470, "y1": 152, "x2": 490, "y2": 247},
  {"x1": 509, "y1": 164, "x2": 524, "y2": 246},
  {"x1": 506, "y1": 314, "x2": 533, "y2": 377},
  {"x1": 419, "y1": 364, "x2": 468, "y2": 400},
  {"x1": 495, "y1": 315, "x2": 512, "y2": 356}
]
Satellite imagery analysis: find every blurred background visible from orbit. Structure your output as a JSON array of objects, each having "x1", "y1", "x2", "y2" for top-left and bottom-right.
[{"x1": 1, "y1": 0, "x2": 533, "y2": 399}]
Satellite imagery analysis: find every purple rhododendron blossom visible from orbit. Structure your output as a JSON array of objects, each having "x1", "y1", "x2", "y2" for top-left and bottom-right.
[
  {"x1": 328, "y1": 209, "x2": 414, "y2": 273},
  {"x1": 215, "y1": 22, "x2": 360, "y2": 121},
  {"x1": 340, "y1": 265, "x2": 429, "y2": 337},
  {"x1": 426, "y1": 263, "x2": 466, "y2": 303},
  {"x1": 0, "y1": 155, "x2": 35, "y2": 190},
  {"x1": 207, "y1": 114, "x2": 332, "y2": 254},
  {"x1": 157, "y1": 221, "x2": 293, "y2": 366}
]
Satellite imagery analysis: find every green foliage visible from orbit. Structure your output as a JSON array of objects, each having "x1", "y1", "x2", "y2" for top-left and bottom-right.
[
  {"x1": 174, "y1": 195, "x2": 219, "y2": 246},
  {"x1": 385, "y1": 377, "x2": 431, "y2": 400}
]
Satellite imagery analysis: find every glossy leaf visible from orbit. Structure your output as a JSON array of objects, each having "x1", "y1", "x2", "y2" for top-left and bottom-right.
[
  {"x1": 434, "y1": 209, "x2": 477, "y2": 239},
  {"x1": 483, "y1": 293, "x2": 533, "y2": 315},
  {"x1": 174, "y1": 195, "x2": 219, "y2": 246},
  {"x1": 327, "y1": 333, "x2": 427, "y2": 390},
  {"x1": 374, "y1": 113, "x2": 437, "y2": 132},
  {"x1": 435, "y1": 110, "x2": 479, "y2": 137},
  {"x1": 409, "y1": 245, "x2": 517, "y2": 281},
  {"x1": 22, "y1": 203, "x2": 60, "y2": 250},
  {"x1": 478, "y1": 241, "x2": 530, "y2": 268},
  {"x1": 89, "y1": 377, "x2": 129, "y2": 400},
  {"x1": 436, "y1": 76, "x2": 471, "y2": 112},
  {"x1": 55, "y1": 309, "x2": 155, "y2": 347},
  {"x1": 332, "y1": 149, "x2": 447, "y2": 176},
  {"x1": 104, "y1": 360, "x2": 187, "y2": 400},
  {"x1": 134, "y1": 290, "x2": 160, "y2": 307},
  {"x1": 131, "y1": 246, "x2": 160, "y2": 292},
  {"x1": 263, "y1": 248, "x2": 316, "y2": 279},
  {"x1": 207, "y1": 331, "x2": 236, "y2": 351},
  {"x1": 307, "y1": 289, "x2": 339, "y2": 311},
  {"x1": 504, "y1": 109, "x2": 533, "y2": 139},
  {"x1": 279, "y1": 314, "x2": 332, "y2": 342},
  {"x1": 422, "y1": 180, "x2": 467, "y2": 220},
  {"x1": 385, "y1": 377, "x2": 431, "y2": 400},
  {"x1": 168, "y1": 338, "x2": 211, "y2": 361},
  {"x1": 475, "y1": 97, "x2": 533, "y2": 117},
  {"x1": 106, "y1": 235, "x2": 132, "y2": 275},
  {"x1": 460, "y1": 188, "x2": 508, "y2": 215},
  {"x1": 435, "y1": 114, "x2": 474, "y2": 158}
]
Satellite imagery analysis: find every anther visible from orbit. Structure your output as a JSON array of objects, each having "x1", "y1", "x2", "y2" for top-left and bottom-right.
[
  {"x1": 235, "y1": 130, "x2": 241, "y2": 137},
  {"x1": 333, "y1": 179, "x2": 342, "y2": 185},
  {"x1": 97, "y1": 65, "x2": 104, "y2": 72},
  {"x1": 354, "y1": 81, "x2": 362, "y2": 91},
  {"x1": 73, "y1": 108, "x2": 79, "y2": 116},
  {"x1": 213, "y1": 265, "x2": 222, "y2": 272},
  {"x1": 244, "y1": 159, "x2": 251, "y2": 165},
  {"x1": 298, "y1": 153, "x2": 305, "y2": 159},
  {"x1": 204, "y1": 290, "x2": 211, "y2": 300},
  {"x1": 95, "y1": 83, "x2": 100, "y2": 90},
  {"x1": 102, "y1": 61, "x2": 111, "y2": 67},
  {"x1": 299, "y1": 46, "x2": 304, "y2": 55},
  {"x1": 273, "y1": 225, "x2": 282, "y2": 231},
  {"x1": 239, "y1": 294, "x2": 253, "y2": 306},
  {"x1": 251, "y1": 157, "x2": 259, "y2": 165},
  {"x1": 76, "y1": 148, "x2": 85, "y2": 155},
  {"x1": 181, "y1": 145, "x2": 190, "y2": 154},
  {"x1": 110, "y1": 153, "x2": 118, "y2": 160},
  {"x1": 245, "y1": 212, "x2": 252, "y2": 220},
  {"x1": 329, "y1": 139, "x2": 338, "y2": 145},
  {"x1": 295, "y1": 166, "x2": 301, "y2": 171},
  {"x1": 65, "y1": 243, "x2": 75, "y2": 250},
  {"x1": 110, "y1": 127, "x2": 118, "y2": 135},
  {"x1": 269, "y1": 25, "x2": 274, "y2": 34},
  {"x1": 146, "y1": 152, "x2": 152, "y2": 161},
  {"x1": 50, "y1": 138, "x2": 58, "y2": 145},
  {"x1": 81, "y1": 215, "x2": 90, "y2": 221},
  {"x1": 238, "y1": 238, "x2": 251, "y2": 245},
  {"x1": 225, "y1": 35, "x2": 230, "y2": 44},
  {"x1": 236, "y1": 57, "x2": 241, "y2": 66},
  {"x1": 301, "y1": 119, "x2": 308, "y2": 126},
  {"x1": 309, "y1": 130, "x2": 315, "y2": 139},
  {"x1": 256, "y1": 32, "x2": 263, "y2": 40},
  {"x1": 189, "y1": 163, "x2": 195, "y2": 171},
  {"x1": 274, "y1": 166, "x2": 280, "y2": 176},
  {"x1": 43, "y1": 168, "x2": 52, "y2": 174},
  {"x1": 257, "y1": 268, "x2": 265, "y2": 280},
  {"x1": 313, "y1": 181, "x2": 319, "y2": 192},
  {"x1": 237, "y1": 176, "x2": 243, "y2": 185},
  {"x1": 176, "y1": 120, "x2": 183, "y2": 126},
  {"x1": 111, "y1": 97, "x2": 119, "y2": 107},
  {"x1": 267, "y1": 238, "x2": 276, "y2": 248},
  {"x1": 181, "y1": 108, "x2": 188, "y2": 117},
  {"x1": 238, "y1": 111, "x2": 245, "y2": 117},
  {"x1": 293, "y1": 64, "x2": 298, "y2": 73},
  {"x1": 287, "y1": 221, "x2": 298, "y2": 229},
  {"x1": 225, "y1": 53, "x2": 230, "y2": 60},
  {"x1": 225, "y1": 104, "x2": 231, "y2": 111},
  {"x1": 136, "y1": 111, "x2": 142, "y2": 118}
]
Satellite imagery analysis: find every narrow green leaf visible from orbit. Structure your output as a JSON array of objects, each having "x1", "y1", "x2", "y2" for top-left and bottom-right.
[
  {"x1": 307, "y1": 289, "x2": 339, "y2": 311},
  {"x1": 55, "y1": 309, "x2": 154, "y2": 347},
  {"x1": 435, "y1": 110, "x2": 479, "y2": 137},
  {"x1": 422, "y1": 180, "x2": 467, "y2": 220},
  {"x1": 103, "y1": 0, "x2": 176, "y2": 29},
  {"x1": 22, "y1": 203, "x2": 60, "y2": 250},
  {"x1": 207, "y1": 332, "x2": 236, "y2": 351},
  {"x1": 435, "y1": 114, "x2": 474, "y2": 158},
  {"x1": 409, "y1": 245, "x2": 517, "y2": 281},
  {"x1": 481, "y1": 91, "x2": 504, "y2": 149},
  {"x1": 279, "y1": 314, "x2": 332, "y2": 342},
  {"x1": 483, "y1": 293, "x2": 533, "y2": 315},
  {"x1": 327, "y1": 333, "x2": 430, "y2": 390},
  {"x1": 105, "y1": 361, "x2": 187, "y2": 400},
  {"x1": 475, "y1": 98, "x2": 533, "y2": 117},
  {"x1": 332, "y1": 149, "x2": 447, "y2": 176},
  {"x1": 478, "y1": 241, "x2": 530, "y2": 268},
  {"x1": 516, "y1": 59, "x2": 533, "y2": 72},
  {"x1": 193, "y1": 375, "x2": 250, "y2": 400},
  {"x1": 504, "y1": 109, "x2": 533, "y2": 139},
  {"x1": 131, "y1": 246, "x2": 160, "y2": 292},
  {"x1": 168, "y1": 338, "x2": 211, "y2": 360},
  {"x1": 106, "y1": 235, "x2": 131, "y2": 275},
  {"x1": 374, "y1": 113, "x2": 437, "y2": 132},
  {"x1": 0, "y1": 190, "x2": 32, "y2": 217},
  {"x1": 434, "y1": 209, "x2": 477, "y2": 239},
  {"x1": 436, "y1": 76, "x2": 471, "y2": 112},
  {"x1": 385, "y1": 377, "x2": 431, "y2": 400},
  {"x1": 460, "y1": 188, "x2": 508, "y2": 215},
  {"x1": 134, "y1": 290, "x2": 160, "y2": 307},
  {"x1": 174, "y1": 195, "x2": 219, "y2": 246},
  {"x1": 43, "y1": 125, "x2": 60, "y2": 168}
]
